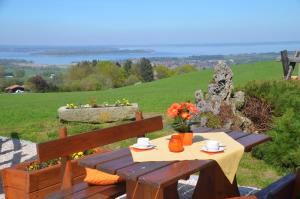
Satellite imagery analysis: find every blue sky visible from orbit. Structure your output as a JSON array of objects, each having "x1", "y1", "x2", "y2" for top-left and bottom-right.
[{"x1": 0, "y1": 0, "x2": 300, "y2": 45}]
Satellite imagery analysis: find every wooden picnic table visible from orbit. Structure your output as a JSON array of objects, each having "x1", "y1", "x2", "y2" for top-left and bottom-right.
[{"x1": 79, "y1": 127, "x2": 271, "y2": 199}]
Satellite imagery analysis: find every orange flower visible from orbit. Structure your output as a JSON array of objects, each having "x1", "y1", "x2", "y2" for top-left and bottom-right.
[
  {"x1": 186, "y1": 103, "x2": 199, "y2": 113},
  {"x1": 170, "y1": 103, "x2": 181, "y2": 110},
  {"x1": 181, "y1": 112, "x2": 190, "y2": 119},
  {"x1": 167, "y1": 107, "x2": 178, "y2": 117}
]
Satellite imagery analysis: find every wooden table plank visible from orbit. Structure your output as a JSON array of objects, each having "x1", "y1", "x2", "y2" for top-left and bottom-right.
[
  {"x1": 117, "y1": 161, "x2": 176, "y2": 181},
  {"x1": 138, "y1": 160, "x2": 212, "y2": 187},
  {"x1": 236, "y1": 134, "x2": 272, "y2": 152},
  {"x1": 227, "y1": 131, "x2": 250, "y2": 139},
  {"x1": 96, "y1": 155, "x2": 135, "y2": 174},
  {"x1": 192, "y1": 127, "x2": 213, "y2": 133},
  {"x1": 79, "y1": 148, "x2": 131, "y2": 168},
  {"x1": 192, "y1": 126, "x2": 232, "y2": 133}
]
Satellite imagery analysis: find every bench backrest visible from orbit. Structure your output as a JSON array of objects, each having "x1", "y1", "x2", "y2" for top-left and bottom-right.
[{"x1": 36, "y1": 115, "x2": 163, "y2": 162}]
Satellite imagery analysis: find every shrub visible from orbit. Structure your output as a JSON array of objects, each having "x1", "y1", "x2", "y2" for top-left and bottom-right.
[
  {"x1": 124, "y1": 74, "x2": 140, "y2": 86},
  {"x1": 218, "y1": 103, "x2": 234, "y2": 126},
  {"x1": 243, "y1": 80, "x2": 300, "y2": 171},
  {"x1": 201, "y1": 112, "x2": 221, "y2": 128},
  {"x1": 175, "y1": 64, "x2": 197, "y2": 75},
  {"x1": 26, "y1": 75, "x2": 50, "y2": 92},
  {"x1": 242, "y1": 97, "x2": 273, "y2": 132},
  {"x1": 155, "y1": 65, "x2": 175, "y2": 79}
]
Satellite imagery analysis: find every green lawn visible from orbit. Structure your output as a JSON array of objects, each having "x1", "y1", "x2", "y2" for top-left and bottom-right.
[
  {"x1": 0, "y1": 61, "x2": 284, "y2": 142},
  {"x1": 0, "y1": 61, "x2": 288, "y2": 187}
]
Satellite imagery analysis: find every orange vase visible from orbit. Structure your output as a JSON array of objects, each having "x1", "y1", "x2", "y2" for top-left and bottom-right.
[
  {"x1": 168, "y1": 135, "x2": 184, "y2": 153},
  {"x1": 178, "y1": 132, "x2": 193, "y2": 146}
]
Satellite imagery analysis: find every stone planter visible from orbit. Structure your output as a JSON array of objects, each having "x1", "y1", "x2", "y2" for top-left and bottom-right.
[
  {"x1": 2, "y1": 160, "x2": 85, "y2": 199},
  {"x1": 58, "y1": 103, "x2": 139, "y2": 123}
]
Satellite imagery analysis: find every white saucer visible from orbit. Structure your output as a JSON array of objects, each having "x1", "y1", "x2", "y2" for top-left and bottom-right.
[
  {"x1": 132, "y1": 143, "x2": 155, "y2": 150},
  {"x1": 201, "y1": 146, "x2": 225, "y2": 153}
]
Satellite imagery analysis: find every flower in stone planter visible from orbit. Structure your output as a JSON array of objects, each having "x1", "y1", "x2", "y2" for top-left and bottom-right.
[
  {"x1": 167, "y1": 102, "x2": 200, "y2": 132},
  {"x1": 66, "y1": 103, "x2": 78, "y2": 109},
  {"x1": 115, "y1": 98, "x2": 131, "y2": 106}
]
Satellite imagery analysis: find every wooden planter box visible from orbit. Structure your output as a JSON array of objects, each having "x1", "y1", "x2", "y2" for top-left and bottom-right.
[{"x1": 2, "y1": 159, "x2": 86, "y2": 199}]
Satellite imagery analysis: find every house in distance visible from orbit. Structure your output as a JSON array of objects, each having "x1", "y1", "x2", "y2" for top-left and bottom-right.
[{"x1": 5, "y1": 85, "x2": 26, "y2": 93}]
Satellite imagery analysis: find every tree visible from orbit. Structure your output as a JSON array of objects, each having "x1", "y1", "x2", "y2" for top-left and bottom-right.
[
  {"x1": 175, "y1": 64, "x2": 197, "y2": 74},
  {"x1": 92, "y1": 60, "x2": 98, "y2": 66},
  {"x1": 95, "y1": 61, "x2": 125, "y2": 88},
  {"x1": 0, "y1": 65, "x2": 5, "y2": 77},
  {"x1": 15, "y1": 69, "x2": 25, "y2": 78},
  {"x1": 26, "y1": 75, "x2": 50, "y2": 92},
  {"x1": 155, "y1": 65, "x2": 175, "y2": 79},
  {"x1": 115, "y1": 62, "x2": 121, "y2": 68},
  {"x1": 124, "y1": 74, "x2": 140, "y2": 86},
  {"x1": 123, "y1": 60, "x2": 132, "y2": 77},
  {"x1": 138, "y1": 58, "x2": 154, "y2": 82}
]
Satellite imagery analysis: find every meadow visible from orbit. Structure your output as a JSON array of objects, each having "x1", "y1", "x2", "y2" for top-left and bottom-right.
[
  {"x1": 0, "y1": 61, "x2": 284, "y2": 142},
  {"x1": 0, "y1": 61, "x2": 292, "y2": 187}
]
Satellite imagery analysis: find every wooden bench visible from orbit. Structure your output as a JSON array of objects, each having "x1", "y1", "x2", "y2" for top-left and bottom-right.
[
  {"x1": 227, "y1": 169, "x2": 300, "y2": 199},
  {"x1": 36, "y1": 115, "x2": 163, "y2": 199}
]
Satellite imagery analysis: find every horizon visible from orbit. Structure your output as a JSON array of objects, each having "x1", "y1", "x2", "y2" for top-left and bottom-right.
[
  {"x1": 1, "y1": 40, "x2": 300, "y2": 48},
  {"x1": 1, "y1": 0, "x2": 300, "y2": 46}
]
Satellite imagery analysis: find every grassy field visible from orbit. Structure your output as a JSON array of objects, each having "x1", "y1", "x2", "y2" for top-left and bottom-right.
[
  {"x1": 0, "y1": 61, "x2": 290, "y2": 187},
  {"x1": 0, "y1": 61, "x2": 285, "y2": 142}
]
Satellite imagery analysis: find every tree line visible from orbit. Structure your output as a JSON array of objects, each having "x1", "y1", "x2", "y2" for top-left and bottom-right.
[{"x1": 0, "y1": 58, "x2": 197, "y2": 93}]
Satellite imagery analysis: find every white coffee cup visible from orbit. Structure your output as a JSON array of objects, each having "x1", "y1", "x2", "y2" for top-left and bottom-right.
[
  {"x1": 206, "y1": 140, "x2": 220, "y2": 150},
  {"x1": 137, "y1": 137, "x2": 150, "y2": 146}
]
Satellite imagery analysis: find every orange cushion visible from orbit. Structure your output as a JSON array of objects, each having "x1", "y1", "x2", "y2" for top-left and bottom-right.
[{"x1": 84, "y1": 168, "x2": 123, "y2": 185}]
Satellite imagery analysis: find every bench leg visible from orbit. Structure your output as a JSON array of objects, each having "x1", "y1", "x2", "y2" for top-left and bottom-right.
[
  {"x1": 192, "y1": 161, "x2": 240, "y2": 199},
  {"x1": 126, "y1": 179, "x2": 179, "y2": 199}
]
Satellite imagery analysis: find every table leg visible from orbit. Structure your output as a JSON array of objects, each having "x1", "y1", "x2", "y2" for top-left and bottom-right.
[
  {"x1": 192, "y1": 161, "x2": 240, "y2": 199},
  {"x1": 126, "y1": 179, "x2": 179, "y2": 199}
]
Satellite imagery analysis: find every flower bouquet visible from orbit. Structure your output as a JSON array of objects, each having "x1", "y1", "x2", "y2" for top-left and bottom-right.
[{"x1": 167, "y1": 102, "x2": 199, "y2": 145}]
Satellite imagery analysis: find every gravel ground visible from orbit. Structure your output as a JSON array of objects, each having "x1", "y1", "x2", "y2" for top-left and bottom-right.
[
  {"x1": 0, "y1": 136, "x2": 259, "y2": 199},
  {"x1": 0, "y1": 136, "x2": 37, "y2": 199}
]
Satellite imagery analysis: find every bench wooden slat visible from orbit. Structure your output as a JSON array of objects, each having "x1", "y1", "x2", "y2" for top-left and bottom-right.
[
  {"x1": 96, "y1": 155, "x2": 135, "y2": 174},
  {"x1": 37, "y1": 116, "x2": 163, "y2": 162},
  {"x1": 117, "y1": 161, "x2": 176, "y2": 181},
  {"x1": 86, "y1": 183, "x2": 126, "y2": 199},
  {"x1": 79, "y1": 148, "x2": 131, "y2": 169},
  {"x1": 46, "y1": 182, "x2": 89, "y2": 199},
  {"x1": 227, "y1": 131, "x2": 250, "y2": 140},
  {"x1": 46, "y1": 182, "x2": 125, "y2": 199},
  {"x1": 255, "y1": 173, "x2": 296, "y2": 199},
  {"x1": 68, "y1": 184, "x2": 124, "y2": 199},
  {"x1": 138, "y1": 160, "x2": 212, "y2": 187},
  {"x1": 236, "y1": 134, "x2": 272, "y2": 152}
]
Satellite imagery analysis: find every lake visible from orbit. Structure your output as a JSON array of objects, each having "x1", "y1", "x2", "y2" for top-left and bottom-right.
[{"x1": 0, "y1": 41, "x2": 299, "y2": 65}]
